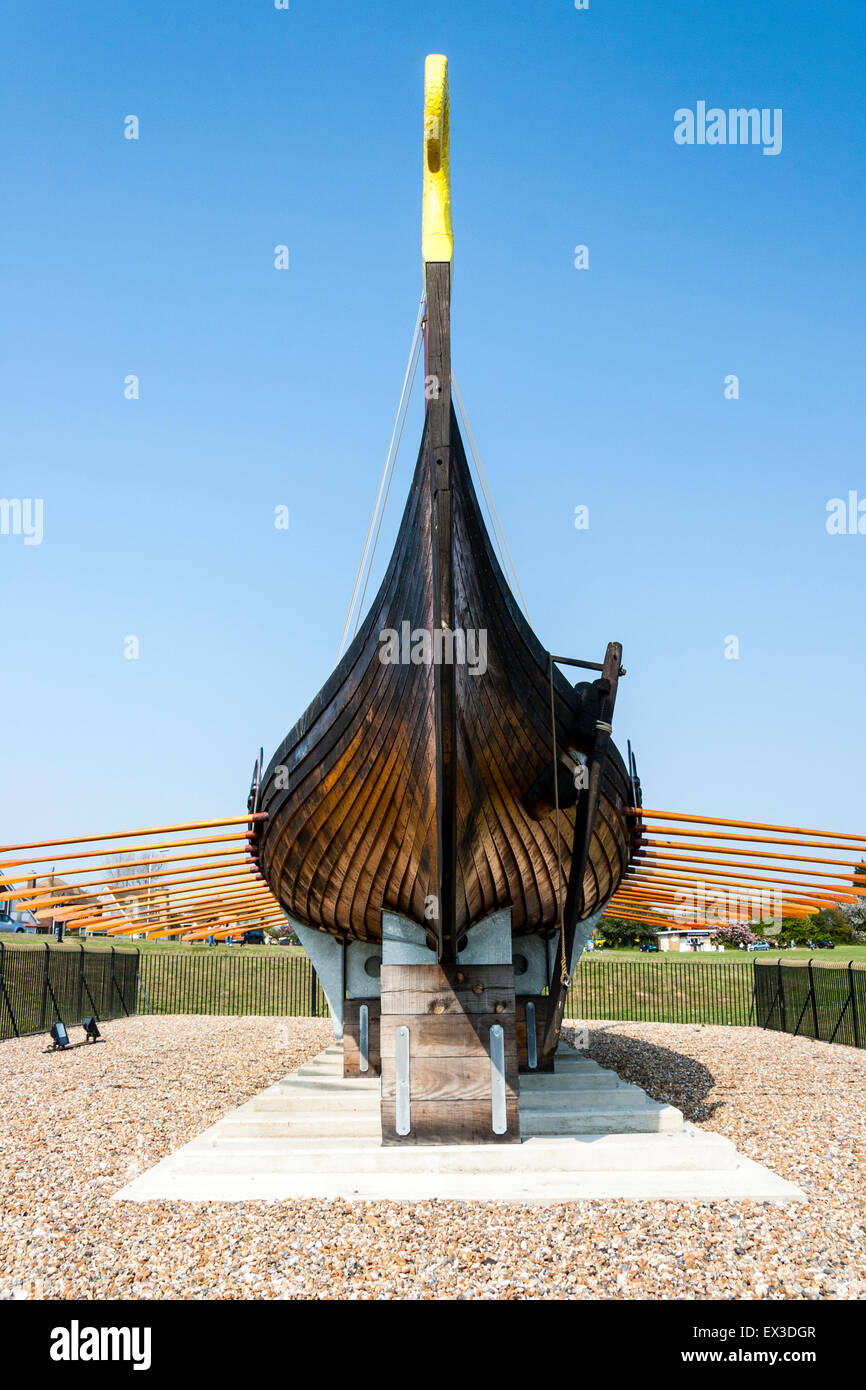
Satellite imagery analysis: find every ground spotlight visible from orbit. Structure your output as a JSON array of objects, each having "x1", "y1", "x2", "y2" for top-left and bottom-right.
[
  {"x1": 50, "y1": 1021, "x2": 70, "y2": 1051},
  {"x1": 82, "y1": 1017, "x2": 101, "y2": 1043}
]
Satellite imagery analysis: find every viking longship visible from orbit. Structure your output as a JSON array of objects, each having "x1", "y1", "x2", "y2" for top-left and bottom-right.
[{"x1": 249, "y1": 57, "x2": 639, "y2": 1143}]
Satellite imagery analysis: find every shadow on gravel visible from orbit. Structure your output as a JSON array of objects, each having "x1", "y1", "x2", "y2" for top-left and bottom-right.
[{"x1": 564, "y1": 1023, "x2": 723, "y2": 1124}]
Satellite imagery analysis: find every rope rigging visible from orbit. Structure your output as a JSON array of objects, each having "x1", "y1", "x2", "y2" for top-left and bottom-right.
[{"x1": 336, "y1": 297, "x2": 426, "y2": 665}]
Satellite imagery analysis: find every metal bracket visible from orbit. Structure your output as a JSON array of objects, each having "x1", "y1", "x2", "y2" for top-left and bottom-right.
[
  {"x1": 359, "y1": 1003, "x2": 369, "y2": 1073},
  {"x1": 525, "y1": 1001, "x2": 537, "y2": 1070},
  {"x1": 395, "y1": 1026, "x2": 411, "y2": 1135},
  {"x1": 490, "y1": 1024, "x2": 507, "y2": 1134}
]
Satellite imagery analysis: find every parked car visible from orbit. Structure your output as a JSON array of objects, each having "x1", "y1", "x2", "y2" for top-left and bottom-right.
[
  {"x1": 746, "y1": 941, "x2": 771, "y2": 951},
  {"x1": 0, "y1": 912, "x2": 37, "y2": 934},
  {"x1": 639, "y1": 939, "x2": 660, "y2": 953},
  {"x1": 816, "y1": 939, "x2": 836, "y2": 949}
]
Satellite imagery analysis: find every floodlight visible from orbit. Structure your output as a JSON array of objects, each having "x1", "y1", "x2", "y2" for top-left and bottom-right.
[
  {"x1": 82, "y1": 1016, "x2": 101, "y2": 1042},
  {"x1": 50, "y1": 1021, "x2": 70, "y2": 1050}
]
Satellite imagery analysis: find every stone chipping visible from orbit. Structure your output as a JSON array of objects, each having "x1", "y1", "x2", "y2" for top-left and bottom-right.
[{"x1": 0, "y1": 1014, "x2": 863, "y2": 1300}]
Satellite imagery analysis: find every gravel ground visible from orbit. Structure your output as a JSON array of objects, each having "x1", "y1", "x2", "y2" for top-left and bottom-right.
[{"x1": 0, "y1": 1015, "x2": 863, "y2": 1301}]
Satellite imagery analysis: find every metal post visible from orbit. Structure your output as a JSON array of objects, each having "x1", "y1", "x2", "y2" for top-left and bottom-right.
[
  {"x1": 0, "y1": 941, "x2": 20, "y2": 1039},
  {"x1": 746, "y1": 960, "x2": 758, "y2": 1028},
  {"x1": 110, "y1": 945, "x2": 130, "y2": 1017},
  {"x1": 828, "y1": 963, "x2": 856, "y2": 1046},
  {"x1": 849, "y1": 961, "x2": 860, "y2": 1049},
  {"x1": 809, "y1": 958, "x2": 820, "y2": 1040},
  {"x1": 793, "y1": 961, "x2": 815, "y2": 1039},
  {"x1": 79, "y1": 941, "x2": 100, "y2": 1021},
  {"x1": 40, "y1": 942, "x2": 49, "y2": 1032},
  {"x1": 42, "y1": 941, "x2": 64, "y2": 1030}
]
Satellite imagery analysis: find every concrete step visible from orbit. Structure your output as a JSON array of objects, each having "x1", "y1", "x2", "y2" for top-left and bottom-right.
[
  {"x1": 520, "y1": 1071, "x2": 636, "y2": 1092},
  {"x1": 267, "y1": 1075, "x2": 379, "y2": 1093},
  {"x1": 519, "y1": 1086, "x2": 647, "y2": 1111},
  {"x1": 520, "y1": 1103, "x2": 683, "y2": 1136},
  {"x1": 293, "y1": 1061, "x2": 345, "y2": 1077},
  {"x1": 220, "y1": 1113, "x2": 381, "y2": 1139},
  {"x1": 257, "y1": 1078, "x2": 378, "y2": 1100},
  {"x1": 112, "y1": 1043, "x2": 804, "y2": 1205},
  {"x1": 122, "y1": 1161, "x2": 803, "y2": 1203},
  {"x1": 251, "y1": 1091, "x2": 380, "y2": 1113},
  {"x1": 169, "y1": 1127, "x2": 743, "y2": 1174}
]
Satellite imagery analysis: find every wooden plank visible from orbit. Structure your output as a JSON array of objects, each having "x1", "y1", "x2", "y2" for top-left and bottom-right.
[
  {"x1": 380, "y1": 987, "x2": 515, "y2": 1016},
  {"x1": 380, "y1": 963, "x2": 513, "y2": 992},
  {"x1": 381, "y1": 1098, "x2": 520, "y2": 1146},
  {"x1": 379, "y1": 960, "x2": 520, "y2": 1143},
  {"x1": 380, "y1": 1013, "x2": 499, "y2": 1057},
  {"x1": 381, "y1": 1054, "x2": 518, "y2": 1102}
]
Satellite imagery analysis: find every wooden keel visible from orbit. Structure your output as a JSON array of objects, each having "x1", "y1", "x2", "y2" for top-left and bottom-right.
[
  {"x1": 425, "y1": 260, "x2": 458, "y2": 963},
  {"x1": 379, "y1": 963, "x2": 520, "y2": 1144}
]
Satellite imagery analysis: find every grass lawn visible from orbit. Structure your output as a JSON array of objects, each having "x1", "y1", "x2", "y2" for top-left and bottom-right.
[
  {"x1": 0, "y1": 935, "x2": 306, "y2": 958},
  {"x1": 587, "y1": 945, "x2": 866, "y2": 964}
]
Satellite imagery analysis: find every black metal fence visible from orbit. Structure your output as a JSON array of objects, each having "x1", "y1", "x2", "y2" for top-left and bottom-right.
[
  {"x1": 0, "y1": 941, "x2": 140, "y2": 1040},
  {"x1": 1, "y1": 941, "x2": 862, "y2": 1050},
  {"x1": 754, "y1": 958, "x2": 863, "y2": 1048},
  {"x1": 137, "y1": 949, "x2": 327, "y2": 1018},
  {"x1": 566, "y1": 956, "x2": 756, "y2": 1026}
]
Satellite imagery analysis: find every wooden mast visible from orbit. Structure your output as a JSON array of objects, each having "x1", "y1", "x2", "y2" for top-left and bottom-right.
[{"x1": 423, "y1": 55, "x2": 457, "y2": 963}]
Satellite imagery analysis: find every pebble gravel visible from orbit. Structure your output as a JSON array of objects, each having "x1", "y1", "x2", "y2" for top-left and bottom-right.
[{"x1": 0, "y1": 1014, "x2": 863, "y2": 1300}]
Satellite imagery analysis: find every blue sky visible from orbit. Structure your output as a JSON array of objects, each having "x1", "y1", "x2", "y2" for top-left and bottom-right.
[{"x1": 1, "y1": 0, "x2": 864, "y2": 842}]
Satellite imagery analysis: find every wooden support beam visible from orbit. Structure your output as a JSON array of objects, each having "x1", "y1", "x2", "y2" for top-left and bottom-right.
[
  {"x1": 539, "y1": 641, "x2": 622, "y2": 1066},
  {"x1": 379, "y1": 963, "x2": 520, "y2": 1144},
  {"x1": 425, "y1": 259, "x2": 458, "y2": 963}
]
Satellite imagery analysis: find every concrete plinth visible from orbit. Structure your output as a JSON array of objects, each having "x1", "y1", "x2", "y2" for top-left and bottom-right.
[{"x1": 114, "y1": 1042, "x2": 805, "y2": 1205}]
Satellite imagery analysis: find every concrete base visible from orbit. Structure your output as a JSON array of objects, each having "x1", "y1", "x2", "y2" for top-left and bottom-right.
[{"x1": 114, "y1": 1043, "x2": 805, "y2": 1205}]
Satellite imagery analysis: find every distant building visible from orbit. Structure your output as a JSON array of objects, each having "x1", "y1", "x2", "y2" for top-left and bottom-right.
[{"x1": 656, "y1": 929, "x2": 723, "y2": 953}]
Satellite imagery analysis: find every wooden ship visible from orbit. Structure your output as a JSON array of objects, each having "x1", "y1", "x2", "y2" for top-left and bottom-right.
[{"x1": 250, "y1": 56, "x2": 638, "y2": 1144}]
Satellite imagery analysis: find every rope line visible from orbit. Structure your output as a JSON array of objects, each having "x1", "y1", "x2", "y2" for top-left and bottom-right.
[
  {"x1": 336, "y1": 297, "x2": 426, "y2": 665},
  {"x1": 352, "y1": 326, "x2": 424, "y2": 639}
]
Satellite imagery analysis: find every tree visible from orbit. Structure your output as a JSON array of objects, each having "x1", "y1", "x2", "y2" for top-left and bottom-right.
[
  {"x1": 711, "y1": 923, "x2": 760, "y2": 948},
  {"x1": 843, "y1": 863, "x2": 866, "y2": 940},
  {"x1": 595, "y1": 918, "x2": 658, "y2": 947},
  {"x1": 810, "y1": 907, "x2": 855, "y2": 943}
]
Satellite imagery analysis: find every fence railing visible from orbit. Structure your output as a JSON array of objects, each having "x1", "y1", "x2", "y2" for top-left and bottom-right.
[
  {"x1": 754, "y1": 957, "x2": 863, "y2": 1048},
  {"x1": 0, "y1": 942, "x2": 862, "y2": 1050},
  {"x1": 0, "y1": 941, "x2": 140, "y2": 1040},
  {"x1": 137, "y1": 949, "x2": 327, "y2": 1019},
  {"x1": 566, "y1": 956, "x2": 756, "y2": 1026}
]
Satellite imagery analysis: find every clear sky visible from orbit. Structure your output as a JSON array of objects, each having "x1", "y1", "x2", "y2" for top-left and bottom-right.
[{"x1": 1, "y1": 0, "x2": 864, "y2": 843}]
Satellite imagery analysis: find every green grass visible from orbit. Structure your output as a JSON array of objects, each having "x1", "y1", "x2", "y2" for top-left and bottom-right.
[
  {"x1": 587, "y1": 945, "x2": 866, "y2": 963},
  {"x1": 0, "y1": 935, "x2": 306, "y2": 958}
]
